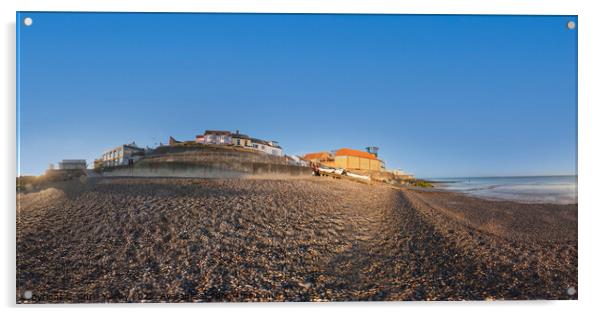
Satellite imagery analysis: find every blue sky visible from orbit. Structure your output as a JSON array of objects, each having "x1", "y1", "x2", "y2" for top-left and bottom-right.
[{"x1": 17, "y1": 13, "x2": 577, "y2": 178}]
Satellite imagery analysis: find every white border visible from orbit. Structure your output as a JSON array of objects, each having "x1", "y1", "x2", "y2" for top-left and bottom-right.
[
  {"x1": 2, "y1": 1, "x2": 601, "y2": 316},
  {"x1": 3, "y1": 0, "x2": 583, "y2": 15}
]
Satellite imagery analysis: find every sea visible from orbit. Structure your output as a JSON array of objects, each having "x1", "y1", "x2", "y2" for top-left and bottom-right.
[{"x1": 427, "y1": 175, "x2": 578, "y2": 204}]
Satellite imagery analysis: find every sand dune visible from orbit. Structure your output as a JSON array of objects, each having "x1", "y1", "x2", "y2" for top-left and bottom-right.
[{"x1": 16, "y1": 177, "x2": 577, "y2": 302}]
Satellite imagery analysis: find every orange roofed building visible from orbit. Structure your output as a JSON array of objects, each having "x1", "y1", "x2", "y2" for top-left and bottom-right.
[
  {"x1": 304, "y1": 148, "x2": 383, "y2": 171},
  {"x1": 334, "y1": 148, "x2": 382, "y2": 171},
  {"x1": 303, "y1": 151, "x2": 336, "y2": 167},
  {"x1": 303, "y1": 152, "x2": 331, "y2": 162}
]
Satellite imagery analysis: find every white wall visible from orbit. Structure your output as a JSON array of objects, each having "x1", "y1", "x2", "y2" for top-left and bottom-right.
[{"x1": 204, "y1": 134, "x2": 232, "y2": 144}]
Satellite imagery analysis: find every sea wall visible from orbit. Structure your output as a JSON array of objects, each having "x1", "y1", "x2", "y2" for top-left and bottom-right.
[
  {"x1": 99, "y1": 146, "x2": 311, "y2": 178},
  {"x1": 100, "y1": 160, "x2": 311, "y2": 179}
]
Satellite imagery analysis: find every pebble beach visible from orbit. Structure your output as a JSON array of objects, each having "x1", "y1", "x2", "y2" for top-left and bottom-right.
[{"x1": 16, "y1": 177, "x2": 577, "y2": 303}]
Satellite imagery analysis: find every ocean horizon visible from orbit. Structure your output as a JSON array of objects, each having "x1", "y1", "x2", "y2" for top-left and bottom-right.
[{"x1": 428, "y1": 175, "x2": 577, "y2": 204}]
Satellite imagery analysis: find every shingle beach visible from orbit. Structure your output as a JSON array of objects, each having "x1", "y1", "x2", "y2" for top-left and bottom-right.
[{"x1": 17, "y1": 177, "x2": 577, "y2": 302}]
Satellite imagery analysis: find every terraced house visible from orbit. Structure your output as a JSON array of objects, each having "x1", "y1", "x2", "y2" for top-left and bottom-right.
[
  {"x1": 202, "y1": 130, "x2": 232, "y2": 145},
  {"x1": 100, "y1": 143, "x2": 145, "y2": 167},
  {"x1": 231, "y1": 130, "x2": 283, "y2": 156},
  {"x1": 250, "y1": 139, "x2": 283, "y2": 156},
  {"x1": 191, "y1": 129, "x2": 283, "y2": 156}
]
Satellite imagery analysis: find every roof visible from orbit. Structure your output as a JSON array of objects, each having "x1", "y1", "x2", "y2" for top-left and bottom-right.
[
  {"x1": 303, "y1": 152, "x2": 332, "y2": 161},
  {"x1": 104, "y1": 143, "x2": 144, "y2": 154},
  {"x1": 250, "y1": 138, "x2": 268, "y2": 145},
  {"x1": 123, "y1": 144, "x2": 145, "y2": 151},
  {"x1": 205, "y1": 130, "x2": 231, "y2": 136},
  {"x1": 232, "y1": 133, "x2": 250, "y2": 139},
  {"x1": 334, "y1": 148, "x2": 378, "y2": 160},
  {"x1": 250, "y1": 138, "x2": 282, "y2": 148},
  {"x1": 60, "y1": 159, "x2": 86, "y2": 163}
]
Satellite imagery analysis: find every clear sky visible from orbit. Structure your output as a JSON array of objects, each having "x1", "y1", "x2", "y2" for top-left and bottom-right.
[{"x1": 17, "y1": 13, "x2": 577, "y2": 178}]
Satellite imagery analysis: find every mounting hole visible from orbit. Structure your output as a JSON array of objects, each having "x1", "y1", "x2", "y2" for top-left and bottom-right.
[
  {"x1": 23, "y1": 17, "x2": 33, "y2": 26},
  {"x1": 567, "y1": 21, "x2": 576, "y2": 30},
  {"x1": 567, "y1": 287, "x2": 576, "y2": 296},
  {"x1": 23, "y1": 290, "x2": 32, "y2": 299}
]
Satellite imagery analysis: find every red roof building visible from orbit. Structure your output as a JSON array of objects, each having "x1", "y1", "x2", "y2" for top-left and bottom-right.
[
  {"x1": 333, "y1": 148, "x2": 382, "y2": 171},
  {"x1": 303, "y1": 152, "x2": 332, "y2": 162},
  {"x1": 334, "y1": 148, "x2": 378, "y2": 160}
]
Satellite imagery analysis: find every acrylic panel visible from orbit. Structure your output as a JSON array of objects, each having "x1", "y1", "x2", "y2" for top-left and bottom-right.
[{"x1": 16, "y1": 12, "x2": 578, "y2": 303}]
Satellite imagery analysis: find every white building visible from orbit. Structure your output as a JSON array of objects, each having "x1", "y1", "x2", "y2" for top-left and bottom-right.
[
  {"x1": 198, "y1": 129, "x2": 284, "y2": 157},
  {"x1": 203, "y1": 130, "x2": 232, "y2": 145},
  {"x1": 100, "y1": 143, "x2": 145, "y2": 167},
  {"x1": 250, "y1": 138, "x2": 283, "y2": 156},
  {"x1": 58, "y1": 159, "x2": 87, "y2": 170},
  {"x1": 391, "y1": 169, "x2": 414, "y2": 179},
  {"x1": 287, "y1": 155, "x2": 309, "y2": 167}
]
